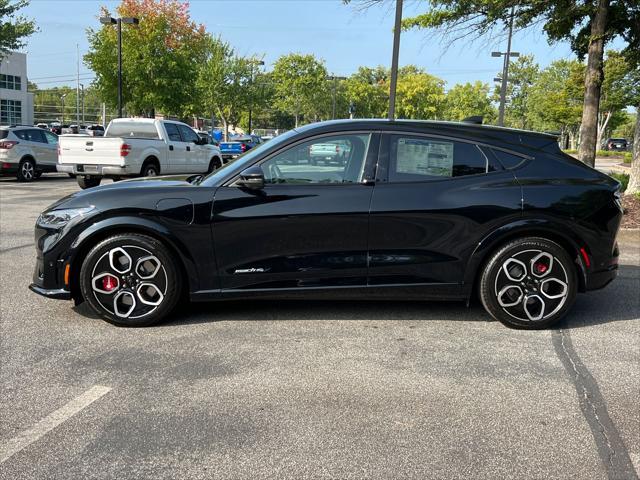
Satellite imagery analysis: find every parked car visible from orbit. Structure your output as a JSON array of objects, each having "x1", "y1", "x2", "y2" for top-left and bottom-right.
[
  {"x1": 57, "y1": 118, "x2": 223, "y2": 189},
  {"x1": 220, "y1": 135, "x2": 262, "y2": 161},
  {"x1": 86, "y1": 124, "x2": 105, "y2": 137},
  {"x1": 195, "y1": 130, "x2": 219, "y2": 146},
  {"x1": 36, "y1": 123, "x2": 48, "y2": 129},
  {"x1": 603, "y1": 138, "x2": 628, "y2": 151},
  {"x1": 0, "y1": 126, "x2": 59, "y2": 181},
  {"x1": 50, "y1": 123, "x2": 62, "y2": 135},
  {"x1": 30, "y1": 119, "x2": 623, "y2": 328},
  {"x1": 309, "y1": 140, "x2": 351, "y2": 165}
]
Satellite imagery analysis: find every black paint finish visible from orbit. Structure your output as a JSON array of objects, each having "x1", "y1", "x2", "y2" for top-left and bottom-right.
[{"x1": 30, "y1": 119, "x2": 623, "y2": 307}]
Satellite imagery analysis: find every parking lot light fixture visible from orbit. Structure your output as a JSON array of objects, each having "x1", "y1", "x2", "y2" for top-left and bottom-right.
[{"x1": 100, "y1": 15, "x2": 140, "y2": 119}]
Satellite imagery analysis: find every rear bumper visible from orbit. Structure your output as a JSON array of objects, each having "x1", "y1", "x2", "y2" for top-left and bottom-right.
[
  {"x1": 0, "y1": 162, "x2": 19, "y2": 174},
  {"x1": 585, "y1": 265, "x2": 618, "y2": 291},
  {"x1": 57, "y1": 164, "x2": 133, "y2": 176}
]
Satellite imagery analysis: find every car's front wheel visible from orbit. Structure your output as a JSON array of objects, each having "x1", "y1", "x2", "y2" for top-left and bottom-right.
[
  {"x1": 79, "y1": 233, "x2": 181, "y2": 327},
  {"x1": 479, "y1": 237, "x2": 577, "y2": 329}
]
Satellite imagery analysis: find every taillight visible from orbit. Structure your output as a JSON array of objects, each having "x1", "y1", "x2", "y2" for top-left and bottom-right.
[
  {"x1": 0, "y1": 141, "x2": 18, "y2": 149},
  {"x1": 240, "y1": 143, "x2": 247, "y2": 152},
  {"x1": 120, "y1": 143, "x2": 131, "y2": 157}
]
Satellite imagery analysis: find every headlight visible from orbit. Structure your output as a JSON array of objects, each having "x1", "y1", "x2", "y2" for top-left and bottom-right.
[{"x1": 37, "y1": 206, "x2": 95, "y2": 229}]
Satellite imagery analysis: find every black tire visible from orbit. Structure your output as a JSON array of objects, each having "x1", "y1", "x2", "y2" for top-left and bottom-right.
[
  {"x1": 79, "y1": 233, "x2": 181, "y2": 327},
  {"x1": 77, "y1": 175, "x2": 102, "y2": 189},
  {"x1": 207, "y1": 156, "x2": 222, "y2": 173},
  {"x1": 479, "y1": 237, "x2": 577, "y2": 329},
  {"x1": 17, "y1": 158, "x2": 36, "y2": 182},
  {"x1": 141, "y1": 161, "x2": 160, "y2": 177}
]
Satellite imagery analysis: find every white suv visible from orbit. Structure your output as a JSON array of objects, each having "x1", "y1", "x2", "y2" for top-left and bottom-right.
[{"x1": 0, "y1": 126, "x2": 59, "y2": 182}]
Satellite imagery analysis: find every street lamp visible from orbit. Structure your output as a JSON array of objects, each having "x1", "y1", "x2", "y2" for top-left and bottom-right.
[
  {"x1": 60, "y1": 94, "x2": 67, "y2": 124},
  {"x1": 491, "y1": 7, "x2": 519, "y2": 127},
  {"x1": 100, "y1": 15, "x2": 139, "y2": 119},
  {"x1": 248, "y1": 60, "x2": 265, "y2": 134},
  {"x1": 328, "y1": 75, "x2": 346, "y2": 119}
]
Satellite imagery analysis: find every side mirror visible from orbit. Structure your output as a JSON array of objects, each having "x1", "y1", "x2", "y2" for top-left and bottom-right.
[{"x1": 236, "y1": 166, "x2": 264, "y2": 190}]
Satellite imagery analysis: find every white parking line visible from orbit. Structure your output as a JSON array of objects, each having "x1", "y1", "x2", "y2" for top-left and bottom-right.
[{"x1": 0, "y1": 385, "x2": 111, "y2": 464}]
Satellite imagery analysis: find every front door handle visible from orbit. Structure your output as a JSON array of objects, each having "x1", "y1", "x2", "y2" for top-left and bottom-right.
[
  {"x1": 169, "y1": 145, "x2": 174, "y2": 151},
  {"x1": 186, "y1": 146, "x2": 191, "y2": 151}
]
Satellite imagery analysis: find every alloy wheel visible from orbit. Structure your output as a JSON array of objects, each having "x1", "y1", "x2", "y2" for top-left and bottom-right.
[
  {"x1": 493, "y1": 249, "x2": 569, "y2": 322},
  {"x1": 90, "y1": 245, "x2": 167, "y2": 319},
  {"x1": 21, "y1": 161, "x2": 34, "y2": 180}
]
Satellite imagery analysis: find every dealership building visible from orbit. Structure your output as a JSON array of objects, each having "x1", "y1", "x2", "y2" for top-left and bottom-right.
[{"x1": 0, "y1": 52, "x2": 34, "y2": 126}]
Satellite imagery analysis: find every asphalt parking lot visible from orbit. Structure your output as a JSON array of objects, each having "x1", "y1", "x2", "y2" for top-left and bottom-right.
[{"x1": 1, "y1": 174, "x2": 638, "y2": 480}]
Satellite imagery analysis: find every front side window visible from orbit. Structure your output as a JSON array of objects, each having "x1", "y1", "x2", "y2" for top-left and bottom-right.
[
  {"x1": 177, "y1": 124, "x2": 199, "y2": 143},
  {"x1": 388, "y1": 135, "x2": 494, "y2": 182},
  {"x1": 260, "y1": 133, "x2": 371, "y2": 185}
]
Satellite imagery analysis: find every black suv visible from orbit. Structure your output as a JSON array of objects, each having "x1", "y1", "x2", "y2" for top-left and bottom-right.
[{"x1": 30, "y1": 120, "x2": 623, "y2": 328}]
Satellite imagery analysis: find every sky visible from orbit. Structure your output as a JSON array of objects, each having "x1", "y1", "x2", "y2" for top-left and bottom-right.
[{"x1": 19, "y1": 0, "x2": 609, "y2": 91}]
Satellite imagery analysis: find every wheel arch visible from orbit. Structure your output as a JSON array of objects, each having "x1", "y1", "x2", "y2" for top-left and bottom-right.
[
  {"x1": 464, "y1": 220, "x2": 588, "y2": 299},
  {"x1": 140, "y1": 155, "x2": 161, "y2": 175},
  {"x1": 20, "y1": 154, "x2": 36, "y2": 165},
  {"x1": 68, "y1": 217, "x2": 195, "y2": 303}
]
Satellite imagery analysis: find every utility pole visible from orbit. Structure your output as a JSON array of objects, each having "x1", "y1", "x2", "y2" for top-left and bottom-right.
[
  {"x1": 80, "y1": 84, "x2": 85, "y2": 124},
  {"x1": 388, "y1": 0, "x2": 403, "y2": 120},
  {"x1": 60, "y1": 94, "x2": 67, "y2": 124},
  {"x1": 76, "y1": 44, "x2": 80, "y2": 125},
  {"x1": 492, "y1": 7, "x2": 519, "y2": 127}
]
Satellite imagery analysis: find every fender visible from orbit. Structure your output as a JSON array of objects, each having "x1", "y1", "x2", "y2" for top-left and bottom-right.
[
  {"x1": 463, "y1": 218, "x2": 589, "y2": 293},
  {"x1": 68, "y1": 216, "x2": 202, "y2": 292}
]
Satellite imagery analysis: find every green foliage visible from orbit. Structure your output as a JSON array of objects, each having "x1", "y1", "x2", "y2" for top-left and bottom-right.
[
  {"x1": 0, "y1": 0, "x2": 35, "y2": 59},
  {"x1": 395, "y1": 67, "x2": 446, "y2": 120},
  {"x1": 608, "y1": 172, "x2": 629, "y2": 192},
  {"x1": 271, "y1": 53, "x2": 329, "y2": 126},
  {"x1": 344, "y1": 66, "x2": 389, "y2": 118},
  {"x1": 444, "y1": 81, "x2": 495, "y2": 122},
  {"x1": 84, "y1": 0, "x2": 208, "y2": 116},
  {"x1": 494, "y1": 55, "x2": 540, "y2": 130}
]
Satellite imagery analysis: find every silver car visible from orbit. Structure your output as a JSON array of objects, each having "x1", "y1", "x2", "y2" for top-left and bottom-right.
[{"x1": 0, "y1": 126, "x2": 59, "y2": 181}]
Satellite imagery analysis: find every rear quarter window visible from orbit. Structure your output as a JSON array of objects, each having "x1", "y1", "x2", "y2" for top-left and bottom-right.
[
  {"x1": 489, "y1": 149, "x2": 528, "y2": 170},
  {"x1": 0, "y1": 130, "x2": 8, "y2": 140}
]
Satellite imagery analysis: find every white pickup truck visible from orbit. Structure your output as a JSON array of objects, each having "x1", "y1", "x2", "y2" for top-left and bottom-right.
[{"x1": 57, "y1": 118, "x2": 223, "y2": 189}]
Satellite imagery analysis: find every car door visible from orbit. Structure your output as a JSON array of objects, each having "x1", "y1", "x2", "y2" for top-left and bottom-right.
[
  {"x1": 177, "y1": 124, "x2": 204, "y2": 173},
  {"x1": 162, "y1": 122, "x2": 187, "y2": 173},
  {"x1": 17, "y1": 129, "x2": 53, "y2": 167},
  {"x1": 212, "y1": 132, "x2": 379, "y2": 291},
  {"x1": 367, "y1": 132, "x2": 522, "y2": 288}
]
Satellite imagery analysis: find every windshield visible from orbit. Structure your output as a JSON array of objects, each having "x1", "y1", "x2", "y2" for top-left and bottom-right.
[{"x1": 200, "y1": 129, "x2": 298, "y2": 186}]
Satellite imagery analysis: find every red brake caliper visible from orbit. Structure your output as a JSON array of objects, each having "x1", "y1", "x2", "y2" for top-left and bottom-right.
[
  {"x1": 102, "y1": 275, "x2": 118, "y2": 292},
  {"x1": 534, "y1": 262, "x2": 548, "y2": 274}
]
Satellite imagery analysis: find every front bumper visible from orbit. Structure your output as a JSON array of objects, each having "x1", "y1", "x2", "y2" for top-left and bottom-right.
[{"x1": 29, "y1": 284, "x2": 71, "y2": 300}]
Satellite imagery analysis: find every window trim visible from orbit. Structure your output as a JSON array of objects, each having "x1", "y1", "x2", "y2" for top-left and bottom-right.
[{"x1": 226, "y1": 130, "x2": 381, "y2": 188}]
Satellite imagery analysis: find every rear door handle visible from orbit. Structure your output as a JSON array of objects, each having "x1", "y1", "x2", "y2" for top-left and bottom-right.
[
  {"x1": 169, "y1": 145, "x2": 174, "y2": 151},
  {"x1": 186, "y1": 146, "x2": 191, "y2": 151}
]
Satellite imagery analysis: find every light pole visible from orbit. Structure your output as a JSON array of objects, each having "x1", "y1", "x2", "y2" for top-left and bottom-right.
[
  {"x1": 100, "y1": 15, "x2": 139, "y2": 119},
  {"x1": 492, "y1": 7, "x2": 519, "y2": 127},
  {"x1": 80, "y1": 83, "x2": 85, "y2": 124},
  {"x1": 328, "y1": 75, "x2": 346, "y2": 119},
  {"x1": 248, "y1": 60, "x2": 265, "y2": 134},
  {"x1": 388, "y1": 0, "x2": 403, "y2": 120},
  {"x1": 60, "y1": 94, "x2": 67, "y2": 124}
]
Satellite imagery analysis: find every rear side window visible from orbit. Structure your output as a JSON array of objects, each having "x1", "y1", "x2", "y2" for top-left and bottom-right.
[
  {"x1": 14, "y1": 129, "x2": 46, "y2": 143},
  {"x1": 490, "y1": 149, "x2": 527, "y2": 170},
  {"x1": 163, "y1": 123, "x2": 182, "y2": 142},
  {"x1": 105, "y1": 122, "x2": 160, "y2": 139},
  {"x1": 388, "y1": 135, "x2": 494, "y2": 182}
]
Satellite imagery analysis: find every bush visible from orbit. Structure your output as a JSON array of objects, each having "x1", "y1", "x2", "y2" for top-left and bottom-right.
[{"x1": 608, "y1": 172, "x2": 629, "y2": 192}]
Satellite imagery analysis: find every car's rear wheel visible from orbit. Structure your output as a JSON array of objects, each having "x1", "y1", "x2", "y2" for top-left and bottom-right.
[
  {"x1": 17, "y1": 158, "x2": 36, "y2": 182},
  {"x1": 479, "y1": 237, "x2": 577, "y2": 329},
  {"x1": 141, "y1": 162, "x2": 160, "y2": 177},
  {"x1": 77, "y1": 175, "x2": 101, "y2": 189},
  {"x1": 79, "y1": 233, "x2": 181, "y2": 327}
]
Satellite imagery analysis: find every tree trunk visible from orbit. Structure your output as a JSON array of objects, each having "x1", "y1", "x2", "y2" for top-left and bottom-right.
[
  {"x1": 577, "y1": 0, "x2": 609, "y2": 167},
  {"x1": 596, "y1": 111, "x2": 611, "y2": 150},
  {"x1": 626, "y1": 105, "x2": 640, "y2": 196}
]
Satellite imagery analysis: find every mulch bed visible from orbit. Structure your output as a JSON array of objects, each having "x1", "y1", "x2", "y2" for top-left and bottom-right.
[{"x1": 621, "y1": 194, "x2": 640, "y2": 229}]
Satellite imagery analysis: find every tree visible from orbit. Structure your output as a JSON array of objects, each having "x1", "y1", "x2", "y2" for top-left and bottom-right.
[
  {"x1": 527, "y1": 60, "x2": 584, "y2": 149},
  {"x1": 85, "y1": 0, "x2": 208, "y2": 117},
  {"x1": 195, "y1": 36, "x2": 254, "y2": 139},
  {"x1": 271, "y1": 53, "x2": 329, "y2": 127},
  {"x1": 395, "y1": 66, "x2": 446, "y2": 120},
  {"x1": 395, "y1": 0, "x2": 640, "y2": 167},
  {"x1": 493, "y1": 55, "x2": 539, "y2": 130},
  {"x1": 0, "y1": 0, "x2": 35, "y2": 59},
  {"x1": 344, "y1": 66, "x2": 389, "y2": 118},
  {"x1": 444, "y1": 81, "x2": 495, "y2": 122}
]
